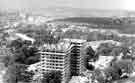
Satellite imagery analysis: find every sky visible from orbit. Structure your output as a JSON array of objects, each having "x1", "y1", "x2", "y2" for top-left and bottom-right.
[{"x1": 0, "y1": 0, "x2": 135, "y2": 11}]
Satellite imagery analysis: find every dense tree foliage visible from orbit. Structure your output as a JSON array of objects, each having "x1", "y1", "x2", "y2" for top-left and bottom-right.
[
  {"x1": 5, "y1": 63, "x2": 34, "y2": 83},
  {"x1": 4, "y1": 39, "x2": 40, "y2": 83},
  {"x1": 9, "y1": 39, "x2": 40, "y2": 65},
  {"x1": 97, "y1": 43, "x2": 114, "y2": 56},
  {"x1": 2, "y1": 55, "x2": 14, "y2": 67},
  {"x1": 90, "y1": 59, "x2": 134, "y2": 83},
  {"x1": 84, "y1": 46, "x2": 97, "y2": 71},
  {"x1": 111, "y1": 59, "x2": 133, "y2": 75},
  {"x1": 13, "y1": 45, "x2": 40, "y2": 65},
  {"x1": 42, "y1": 71, "x2": 62, "y2": 83},
  {"x1": 83, "y1": 42, "x2": 135, "y2": 83},
  {"x1": 103, "y1": 67, "x2": 121, "y2": 82}
]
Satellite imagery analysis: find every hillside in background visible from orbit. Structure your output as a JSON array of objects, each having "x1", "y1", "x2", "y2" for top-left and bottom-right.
[{"x1": 18, "y1": 7, "x2": 135, "y2": 17}]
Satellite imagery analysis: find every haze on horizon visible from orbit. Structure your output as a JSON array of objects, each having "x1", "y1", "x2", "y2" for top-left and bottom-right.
[{"x1": 0, "y1": 0, "x2": 135, "y2": 11}]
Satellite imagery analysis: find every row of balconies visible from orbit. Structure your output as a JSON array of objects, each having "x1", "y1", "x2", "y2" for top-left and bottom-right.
[
  {"x1": 40, "y1": 52, "x2": 66, "y2": 56},
  {"x1": 41, "y1": 56, "x2": 64, "y2": 59},
  {"x1": 42, "y1": 63, "x2": 64, "y2": 67}
]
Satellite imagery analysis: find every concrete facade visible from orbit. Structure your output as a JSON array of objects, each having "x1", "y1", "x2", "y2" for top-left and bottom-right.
[{"x1": 39, "y1": 39, "x2": 86, "y2": 83}]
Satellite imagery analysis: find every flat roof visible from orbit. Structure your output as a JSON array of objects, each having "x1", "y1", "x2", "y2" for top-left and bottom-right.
[
  {"x1": 39, "y1": 42, "x2": 72, "y2": 53},
  {"x1": 63, "y1": 38, "x2": 86, "y2": 44},
  {"x1": 84, "y1": 40, "x2": 122, "y2": 51}
]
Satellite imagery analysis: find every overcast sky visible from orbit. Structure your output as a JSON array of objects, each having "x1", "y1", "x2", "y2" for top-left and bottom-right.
[{"x1": 0, "y1": 0, "x2": 134, "y2": 11}]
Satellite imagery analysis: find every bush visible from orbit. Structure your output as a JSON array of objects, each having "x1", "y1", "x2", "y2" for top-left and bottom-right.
[{"x1": 111, "y1": 60, "x2": 133, "y2": 74}]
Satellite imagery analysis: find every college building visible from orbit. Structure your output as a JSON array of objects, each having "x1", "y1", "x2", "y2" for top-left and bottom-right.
[{"x1": 39, "y1": 38, "x2": 86, "y2": 83}]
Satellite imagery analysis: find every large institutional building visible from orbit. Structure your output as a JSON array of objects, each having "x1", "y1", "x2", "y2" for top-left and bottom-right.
[
  {"x1": 39, "y1": 38, "x2": 86, "y2": 83},
  {"x1": 64, "y1": 39, "x2": 86, "y2": 76}
]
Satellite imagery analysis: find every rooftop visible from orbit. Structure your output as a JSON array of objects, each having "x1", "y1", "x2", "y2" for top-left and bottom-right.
[
  {"x1": 15, "y1": 33, "x2": 35, "y2": 43},
  {"x1": 84, "y1": 40, "x2": 122, "y2": 51},
  {"x1": 62, "y1": 38, "x2": 86, "y2": 44},
  {"x1": 39, "y1": 41, "x2": 72, "y2": 53}
]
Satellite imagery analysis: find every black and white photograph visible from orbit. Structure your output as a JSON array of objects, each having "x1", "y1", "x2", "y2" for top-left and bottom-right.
[{"x1": 0, "y1": 0, "x2": 135, "y2": 83}]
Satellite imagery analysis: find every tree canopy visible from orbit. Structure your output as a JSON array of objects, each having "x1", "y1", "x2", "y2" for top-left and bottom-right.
[{"x1": 42, "y1": 71, "x2": 62, "y2": 83}]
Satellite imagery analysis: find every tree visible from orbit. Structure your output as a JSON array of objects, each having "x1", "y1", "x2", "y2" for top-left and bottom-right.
[
  {"x1": 5, "y1": 63, "x2": 34, "y2": 83},
  {"x1": 104, "y1": 67, "x2": 120, "y2": 82},
  {"x1": 97, "y1": 43, "x2": 114, "y2": 56},
  {"x1": 9, "y1": 39, "x2": 24, "y2": 49},
  {"x1": 86, "y1": 46, "x2": 95, "y2": 57},
  {"x1": 42, "y1": 71, "x2": 62, "y2": 83},
  {"x1": 91, "y1": 69, "x2": 106, "y2": 83},
  {"x1": 111, "y1": 59, "x2": 133, "y2": 75},
  {"x1": 92, "y1": 67, "x2": 120, "y2": 83},
  {"x1": 84, "y1": 46, "x2": 96, "y2": 70},
  {"x1": 5, "y1": 39, "x2": 40, "y2": 83},
  {"x1": 13, "y1": 45, "x2": 40, "y2": 65},
  {"x1": 2, "y1": 55, "x2": 14, "y2": 67}
]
